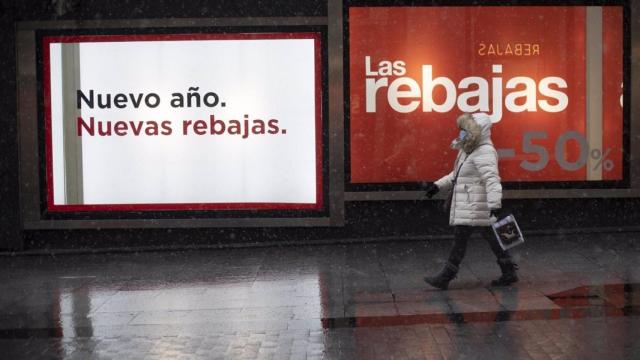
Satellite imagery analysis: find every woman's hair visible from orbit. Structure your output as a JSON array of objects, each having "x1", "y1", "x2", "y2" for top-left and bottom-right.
[
  {"x1": 456, "y1": 113, "x2": 474, "y2": 129},
  {"x1": 455, "y1": 113, "x2": 481, "y2": 153}
]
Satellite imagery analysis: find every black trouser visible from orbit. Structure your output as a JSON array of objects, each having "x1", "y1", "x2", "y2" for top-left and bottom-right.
[{"x1": 447, "y1": 225, "x2": 511, "y2": 267}]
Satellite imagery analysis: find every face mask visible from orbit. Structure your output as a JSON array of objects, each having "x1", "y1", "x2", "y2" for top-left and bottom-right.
[
  {"x1": 451, "y1": 129, "x2": 469, "y2": 150},
  {"x1": 459, "y1": 129, "x2": 468, "y2": 140}
]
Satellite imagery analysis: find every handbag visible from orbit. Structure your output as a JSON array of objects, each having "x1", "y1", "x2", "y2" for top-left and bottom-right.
[{"x1": 491, "y1": 214, "x2": 525, "y2": 250}]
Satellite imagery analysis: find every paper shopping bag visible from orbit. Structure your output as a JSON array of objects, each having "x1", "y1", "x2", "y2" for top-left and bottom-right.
[{"x1": 491, "y1": 214, "x2": 525, "y2": 251}]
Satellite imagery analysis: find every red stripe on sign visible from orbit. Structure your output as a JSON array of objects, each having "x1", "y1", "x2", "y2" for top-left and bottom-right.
[
  {"x1": 48, "y1": 203, "x2": 322, "y2": 212},
  {"x1": 43, "y1": 36, "x2": 55, "y2": 211}
]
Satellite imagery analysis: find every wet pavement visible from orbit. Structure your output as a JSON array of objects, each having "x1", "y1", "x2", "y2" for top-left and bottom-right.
[{"x1": 2, "y1": 232, "x2": 640, "y2": 359}]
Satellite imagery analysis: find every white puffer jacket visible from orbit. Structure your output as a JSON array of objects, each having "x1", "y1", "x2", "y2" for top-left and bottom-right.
[{"x1": 434, "y1": 113, "x2": 502, "y2": 226}]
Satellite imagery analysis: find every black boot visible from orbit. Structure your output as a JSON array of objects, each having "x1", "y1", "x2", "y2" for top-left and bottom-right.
[
  {"x1": 424, "y1": 262, "x2": 458, "y2": 290},
  {"x1": 491, "y1": 258, "x2": 519, "y2": 287}
]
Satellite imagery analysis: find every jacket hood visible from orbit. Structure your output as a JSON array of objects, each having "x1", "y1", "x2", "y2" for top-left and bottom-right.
[
  {"x1": 455, "y1": 113, "x2": 493, "y2": 153},
  {"x1": 472, "y1": 113, "x2": 493, "y2": 144}
]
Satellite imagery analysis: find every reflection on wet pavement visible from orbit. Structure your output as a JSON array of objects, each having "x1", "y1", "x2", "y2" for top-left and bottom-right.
[
  {"x1": 2, "y1": 233, "x2": 640, "y2": 358},
  {"x1": 320, "y1": 283, "x2": 640, "y2": 329}
]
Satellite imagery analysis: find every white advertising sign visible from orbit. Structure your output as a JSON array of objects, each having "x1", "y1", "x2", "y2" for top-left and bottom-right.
[{"x1": 44, "y1": 33, "x2": 322, "y2": 211}]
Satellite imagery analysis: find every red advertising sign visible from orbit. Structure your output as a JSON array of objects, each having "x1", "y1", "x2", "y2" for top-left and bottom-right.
[{"x1": 349, "y1": 6, "x2": 623, "y2": 184}]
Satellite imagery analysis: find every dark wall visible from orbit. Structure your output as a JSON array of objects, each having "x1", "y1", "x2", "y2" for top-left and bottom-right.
[
  {"x1": 2, "y1": 1, "x2": 639, "y2": 251},
  {"x1": 2, "y1": 0, "x2": 327, "y2": 20},
  {"x1": 22, "y1": 198, "x2": 640, "y2": 251},
  {"x1": 1, "y1": 1, "x2": 23, "y2": 250}
]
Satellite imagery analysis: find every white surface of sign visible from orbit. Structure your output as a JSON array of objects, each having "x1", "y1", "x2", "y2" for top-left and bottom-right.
[{"x1": 47, "y1": 35, "x2": 320, "y2": 209}]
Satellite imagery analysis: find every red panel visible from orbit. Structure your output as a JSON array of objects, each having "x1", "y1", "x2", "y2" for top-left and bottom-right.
[
  {"x1": 602, "y1": 7, "x2": 624, "y2": 181},
  {"x1": 349, "y1": 6, "x2": 623, "y2": 183}
]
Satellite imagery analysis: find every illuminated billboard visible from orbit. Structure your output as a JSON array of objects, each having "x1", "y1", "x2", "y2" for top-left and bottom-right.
[
  {"x1": 43, "y1": 33, "x2": 323, "y2": 212},
  {"x1": 348, "y1": 6, "x2": 624, "y2": 185}
]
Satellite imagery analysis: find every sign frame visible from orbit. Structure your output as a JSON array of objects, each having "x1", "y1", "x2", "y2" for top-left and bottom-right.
[
  {"x1": 17, "y1": 18, "x2": 346, "y2": 229},
  {"x1": 41, "y1": 31, "x2": 324, "y2": 213},
  {"x1": 342, "y1": 0, "x2": 632, "y2": 195}
]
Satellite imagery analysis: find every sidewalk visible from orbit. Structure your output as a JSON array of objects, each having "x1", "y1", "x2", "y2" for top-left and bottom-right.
[{"x1": 2, "y1": 231, "x2": 640, "y2": 359}]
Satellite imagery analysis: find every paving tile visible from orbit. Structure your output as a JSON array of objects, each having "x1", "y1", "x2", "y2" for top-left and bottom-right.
[
  {"x1": 396, "y1": 302, "x2": 452, "y2": 316},
  {"x1": 129, "y1": 309, "x2": 244, "y2": 325},
  {"x1": 496, "y1": 297, "x2": 562, "y2": 311},
  {"x1": 434, "y1": 288, "x2": 497, "y2": 302},
  {"x1": 447, "y1": 299, "x2": 505, "y2": 313},
  {"x1": 489, "y1": 287, "x2": 545, "y2": 300},
  {"x1": 291, "y1": 304, "x2": 345, "y2": 320},
  {"x1": 344, "y1": 303, "x2": 399, "y2": 318},
  {"x1": 345, "y1": 291, "x2": 394, "y2": 304}
]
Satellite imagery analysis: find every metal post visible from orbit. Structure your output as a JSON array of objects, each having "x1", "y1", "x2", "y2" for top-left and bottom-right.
[
  {"x1": 586, "y1": 7, "x2": 603, "y2": 181},
  {"x1": 60, "y1": 43, "x2": 84, "y2": 204}
]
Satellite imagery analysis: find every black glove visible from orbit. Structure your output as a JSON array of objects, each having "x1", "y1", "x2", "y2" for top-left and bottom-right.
[
  {"x1": 490, "y1": 209, "x2": 506, "y2": 220},
  {"x1": 425, "y1": 183, "x2": 439, "y2": 199}
]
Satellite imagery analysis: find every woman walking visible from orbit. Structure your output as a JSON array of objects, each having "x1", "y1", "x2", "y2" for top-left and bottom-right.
[{"x1": 423, "y1": 113, "x2": 518, "y2": 290}]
